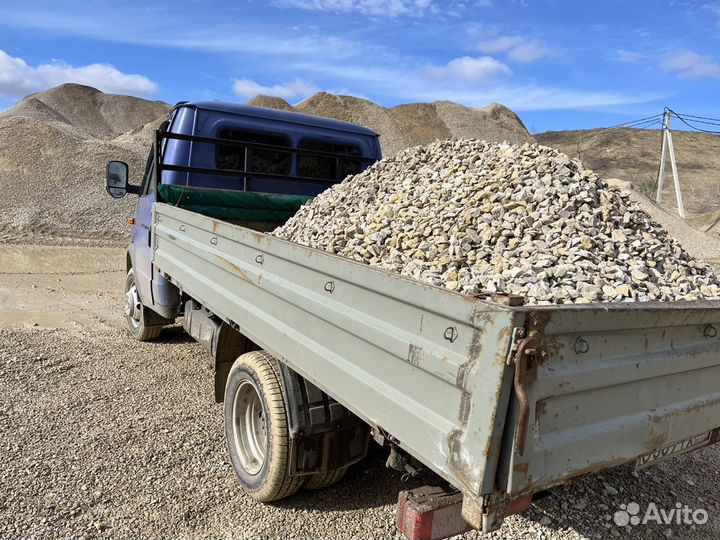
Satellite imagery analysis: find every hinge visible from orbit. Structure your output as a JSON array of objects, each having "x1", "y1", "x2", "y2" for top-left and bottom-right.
[{"x1": 505, "y1": 327, "x2": 526, "y2": 365}]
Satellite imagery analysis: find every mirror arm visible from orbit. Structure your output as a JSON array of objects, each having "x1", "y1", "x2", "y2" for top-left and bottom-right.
[{"x1": 126, "y1": 185, "x2": 142, "y2": 195}]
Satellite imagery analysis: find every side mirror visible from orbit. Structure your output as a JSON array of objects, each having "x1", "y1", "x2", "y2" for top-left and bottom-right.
[{"x1": 106, "y1": 161, "x2": 129, "y2": 198}]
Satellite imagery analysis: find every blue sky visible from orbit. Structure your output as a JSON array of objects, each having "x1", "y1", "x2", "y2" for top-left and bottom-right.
[{"x1": 0, "y1": 0, "x2": 719, "y2": 132}]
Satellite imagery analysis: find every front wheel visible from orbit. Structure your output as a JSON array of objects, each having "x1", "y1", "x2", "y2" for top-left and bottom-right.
[
  {"x1": 124, "y1": 269, "x2": 162, "y2": 341},
  {"x1": 224, "y1": 351, "x2": 304, "y2": 502}
]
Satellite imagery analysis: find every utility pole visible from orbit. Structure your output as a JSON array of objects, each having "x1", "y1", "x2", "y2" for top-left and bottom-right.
[{"x1": 656, "y1": 108, "x2": 685, "y2": 219}]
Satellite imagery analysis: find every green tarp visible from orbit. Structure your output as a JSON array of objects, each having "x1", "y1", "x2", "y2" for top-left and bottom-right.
[{"x1": 157, "y1": 184, "x2": 312, "y2": 222}]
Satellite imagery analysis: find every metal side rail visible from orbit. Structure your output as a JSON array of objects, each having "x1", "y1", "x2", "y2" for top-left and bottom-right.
[{"x1": 151, "y1": 202, "x2": 522, "y2": 499}]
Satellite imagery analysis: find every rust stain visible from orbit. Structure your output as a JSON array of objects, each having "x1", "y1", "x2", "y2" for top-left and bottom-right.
[
  {"x1": 513, "y1": 462, "x2": 529, "y2": 475},
  {"x1": 456, "y1": 326, "x2": 484, "y2": 389},
  {"x1": 513, "y1": 456, "x2": 630, "y2": 495},
  {"x1": 217, "y1": 255, "x2": 252, "y2": 283},
  {"x1": 526, "y1": 310, "x2": 552, "y2": 335}
]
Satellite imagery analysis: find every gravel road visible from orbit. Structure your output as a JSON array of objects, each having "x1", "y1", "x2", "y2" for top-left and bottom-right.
[{"x1": 2, "y1": 241, "x2": 720, "y2": 539}]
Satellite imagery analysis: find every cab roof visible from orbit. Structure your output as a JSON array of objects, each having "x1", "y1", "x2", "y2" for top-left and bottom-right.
[{"x1": 179, "y1": 101, "x2": 378, "y2": 138}]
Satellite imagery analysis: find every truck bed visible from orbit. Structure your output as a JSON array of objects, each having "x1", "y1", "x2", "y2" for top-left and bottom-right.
[{"x1": 152, "y1": 202, "x2": 720, "y2": 518}]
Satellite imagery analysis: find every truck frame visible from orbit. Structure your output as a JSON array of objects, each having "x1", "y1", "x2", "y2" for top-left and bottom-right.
[{"x1": 106, "y1": 102, "x2": 720, "y2": 539}]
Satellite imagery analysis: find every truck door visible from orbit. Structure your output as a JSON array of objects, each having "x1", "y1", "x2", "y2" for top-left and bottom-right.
[{"x1": 131, "y1": 150, "x2": 156, "y2": 306}]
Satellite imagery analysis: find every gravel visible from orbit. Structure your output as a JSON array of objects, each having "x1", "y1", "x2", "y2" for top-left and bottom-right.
[
  {"x1": 2, "y1": 321, "x2": 720, "y2": 539},
  {"x1": 274, "y1": 139, "x2": 720, "y2": 305},
  {"x1": 1, "y1": 242, "x2": 719, "y2": 539}
]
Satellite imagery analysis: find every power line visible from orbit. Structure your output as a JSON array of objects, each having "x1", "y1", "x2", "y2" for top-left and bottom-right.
[
  {"x1": 575, "y1": 114, "x2": 664, "y2": 158},
  {"x1": 668, "y1": 110, "x2": 720, "y2": 134},
  {"x1": 672, "y1": 112, "x2": 720, "y2": 125}
]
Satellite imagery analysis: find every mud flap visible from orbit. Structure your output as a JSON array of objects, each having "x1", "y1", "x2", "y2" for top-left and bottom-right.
[{"x1": 277, "y1": 362, "x2": 369, "y2": 475}]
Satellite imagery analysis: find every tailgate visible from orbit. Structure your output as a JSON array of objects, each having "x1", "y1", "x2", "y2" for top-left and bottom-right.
[{"x1": 503, "y1": 302, "x2": 720, "y2": 496}]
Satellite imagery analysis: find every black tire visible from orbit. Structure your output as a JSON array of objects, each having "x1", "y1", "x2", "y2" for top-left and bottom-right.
[
  {"x1": 303, "y1": 467, "x2": 348, "y2": 490},
  {"x1": 124, "y1": 269, "x2": 162, "y2": 341},
  {"x1": 224, "y1": 351, "x2": 304, "y2": 502}
]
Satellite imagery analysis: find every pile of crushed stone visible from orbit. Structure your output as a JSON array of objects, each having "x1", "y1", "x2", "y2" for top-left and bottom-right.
[{"x1": 273, "y1": 140, "x2": 720, "y2": 305}]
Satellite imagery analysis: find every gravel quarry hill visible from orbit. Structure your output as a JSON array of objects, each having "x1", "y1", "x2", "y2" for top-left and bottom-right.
[
  {"x1": 1, "y1": 83, "x2": 717, "y2": 250},
  {"x1": 0, "y1": 86, "x2": 531, "y2": 244},
  {"x1": 248, "y1": 92, "x2": 532, "y2": 156},
  {"x1": 0, "y1": 83, "x2": 170, "y2": 139},
  {"x1": 0, "y1": 85, "x2": 171, "y2": 244}
]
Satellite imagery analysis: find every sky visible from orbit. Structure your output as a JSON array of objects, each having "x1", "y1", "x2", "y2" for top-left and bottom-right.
[{"x1": 0, "y1": 0, "x2": 719, "y2": 132}]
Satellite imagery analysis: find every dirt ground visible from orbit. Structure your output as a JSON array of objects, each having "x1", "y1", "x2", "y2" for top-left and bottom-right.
[{"x1": 2, "y1": 241, "x2": 720, "y2": 540}]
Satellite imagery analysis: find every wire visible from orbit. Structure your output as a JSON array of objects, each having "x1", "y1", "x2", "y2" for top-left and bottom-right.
[
  {"x1": 672, "y1": 112, "x2": 720, "y2": 125},
  {"x1": 575, "y1": 114, "x2": 664, "y2": 158},
  {"x1": 668, "y1": 110, "x2": 720, "y2": 134}
]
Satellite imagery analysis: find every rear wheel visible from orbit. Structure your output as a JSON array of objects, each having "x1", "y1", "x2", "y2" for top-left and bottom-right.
[
  {"x1": 224, "y1": 351, "x2": 304, "y2": 501},
  {"x1": 303, "y1": 467, "x2": 348, "y2": 490},
  {"x1": 124, "y1": 269, "x2": 162, "y2": 341}
]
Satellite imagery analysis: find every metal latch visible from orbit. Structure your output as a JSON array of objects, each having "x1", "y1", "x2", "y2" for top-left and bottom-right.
[{"x1": 510, "y1": 329, "x2": 542, "y2": 455}]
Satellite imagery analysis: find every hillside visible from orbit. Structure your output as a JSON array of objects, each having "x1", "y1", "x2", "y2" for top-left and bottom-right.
[
  {"x1": 536, "y1": 127, "x2": 720, "y2": 216},
  {"x1": 0, "y1": 86, "x2": 531, "y2": 244}
]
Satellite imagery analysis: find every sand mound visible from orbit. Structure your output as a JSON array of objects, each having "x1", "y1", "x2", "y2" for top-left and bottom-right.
[
  {"x1": 257, "y1": 92, "x2": 532, "y2": 156},
  {"x1": 246, "y1": 95, "x2": 294, "y2": 111},
  {"x1": 0, "y1": 84, "x2": 170, "y2": 139}
]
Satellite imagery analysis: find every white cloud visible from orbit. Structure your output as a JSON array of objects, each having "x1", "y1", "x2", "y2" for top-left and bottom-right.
[
  {"x1": 659, "y1": 50, "x2": 720, "y2": 79},
  {"x1": 291, "y1": 59, "x2": 661, "y2": 111},
  {"x1": 0, "y1": 49, "x2": 158, "y2": 98},
  {"x1": 426, "y1": 56, "x2": 511, "y2": 83},
  {"x1": 477, "y1": 35, "x2": 554, "y2": 64},
  {"x1": 232, "y1": 78, "x2": 319, "y2": 100},
  {"x1": 0, "y1": 8, "x2": 367, "y2": 61},
  {"x1": 614, "y1": 49, "x2": 649, "y2": 63},
  {"x1": 275, "y1": 0, "x2": 437, "y2": 17}
]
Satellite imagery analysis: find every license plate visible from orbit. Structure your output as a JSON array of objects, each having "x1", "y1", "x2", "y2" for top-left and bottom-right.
[{"x1": 634, "y1": 428, "x2": 720, "y2": 471}]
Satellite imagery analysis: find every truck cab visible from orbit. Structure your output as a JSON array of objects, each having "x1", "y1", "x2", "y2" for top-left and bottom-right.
[{"x1": 106, "y1": 101, "x2": 381, "y2": 338}]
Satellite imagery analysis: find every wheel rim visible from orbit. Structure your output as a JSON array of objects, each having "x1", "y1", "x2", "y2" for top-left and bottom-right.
[
  {"x1": 232, "y1": 379, "x2": 268, "y2": 475},
  {"x1": 124, "y1": 279, "x2": 142, "y2": 329}
]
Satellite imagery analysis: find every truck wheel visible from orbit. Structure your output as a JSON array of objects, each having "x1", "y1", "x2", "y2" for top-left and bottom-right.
[
  {"x1": 124, "y1": 269, "x2": 162, "y2": 341},
  {"x1": 303, "y1": 467, "x2": 348, "y2": 490},
  {"x1": 224, "y1": 351, "x2": 304, "y2": 502}
]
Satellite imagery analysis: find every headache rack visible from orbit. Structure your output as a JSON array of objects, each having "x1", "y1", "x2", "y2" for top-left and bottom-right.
[{"x1": 153, "y1": 129, "x2": 377, "y2": 189}]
